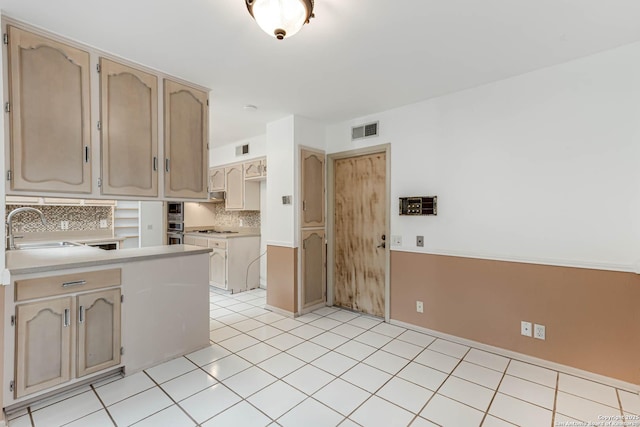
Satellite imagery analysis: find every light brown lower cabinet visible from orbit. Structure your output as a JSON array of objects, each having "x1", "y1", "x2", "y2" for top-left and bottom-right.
[
  {"x1": 15, "y1": 297, "x2": 72, "y2": 398},
  {"x1": 301, "y1": 229, "x2": 326, "y2": 308},
  {"x1": 77, "y1": 288, "x2": 122, "y2": 377},
  {"x1": 14, "y1": 284, "x2": 121, "y2": 398}
]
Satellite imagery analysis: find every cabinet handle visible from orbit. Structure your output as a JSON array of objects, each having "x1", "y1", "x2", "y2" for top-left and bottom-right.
[
  {"x1": 79, "y1": 306, "x2": 85, "y2": 324},
  {"x1": 63, "y1": 309, "x2": 70, "y2": 327},
  {"x1": 302, "y1": 201, "x2": 307, "y2": 211},
  {"x1": 153, "y1": 156, "x2": 158, "y2": 171},
  {"x1": 165, "y1": 158, "x2": 170, "y2": 172},
  {"x1": 62, "y1": 280, "x2": 87, "y2": 288},
  {"x1": 84, "y1": 146, "x2": 89, "y2": 163}
]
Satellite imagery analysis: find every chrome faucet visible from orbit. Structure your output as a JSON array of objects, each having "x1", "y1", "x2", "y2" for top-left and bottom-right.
[{"x1": 7, "y1": 207, "x2": 47, "y2": 250}]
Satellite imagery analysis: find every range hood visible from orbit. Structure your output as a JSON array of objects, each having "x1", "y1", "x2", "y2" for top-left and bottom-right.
[{"x1": 208, "y1": 191, "x2": 225, "y2": 202}]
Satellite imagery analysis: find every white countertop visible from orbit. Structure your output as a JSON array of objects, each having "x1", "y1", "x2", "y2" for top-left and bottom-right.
[
  {"x1": 5, "y1": 244, "x2": 211, "y2": 276},
  {"x1": 183, "y1": 231, "x2": 260, "y2": 239}
]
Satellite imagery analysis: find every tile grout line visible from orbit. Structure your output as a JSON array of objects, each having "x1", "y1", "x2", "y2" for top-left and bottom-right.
[
  {"x1": 478, "y1": 358, "x2": 511, "y2": 427},
  {"x1": 89, "y1": 384, "x2": 117, "y2": 427},
  {"x1": 551, "y1": 371, "x2": 559, "y2": 427},
  {"x1": 140, "y1": 369, "x2": 201, "y2": 427},
  {"x1": 409, "y1": 345, "x2": 473, "y2": 426}
]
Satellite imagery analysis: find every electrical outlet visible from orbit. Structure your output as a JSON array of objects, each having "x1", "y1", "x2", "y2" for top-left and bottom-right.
[
  {"x1": 391, "y1": 235, "x2": 402, "y2": 246},
  {"x1": 416, "y1": 235, "x2": 424, "y2": 247},
  {"x1": 99, "y1": 219, "x2": 108, "y2": 229},
  {"x1": 61, "y1": 221, "x2": 69, "y2": 230},
  {"x1": 521, "y1": 321, "x2": 532, "y2": 337},
  {"x1": 416, "y1": 301, "x2": 424, "y2": 313},
  {"x1": 534, "y1": 324, "x2": 546, "y2": 340}
]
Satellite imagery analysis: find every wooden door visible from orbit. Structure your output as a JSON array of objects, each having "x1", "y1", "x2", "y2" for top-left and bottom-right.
[
  {"x1": 210, "y1": 249, "x2": 227, "y2": 289},
  {"x1": 100, "y1": 58, "x2": 158, "y2": 197},
  {"x1": 302, "y1": 230, "x2": 326, "y2": 308},
  {"x1": 7, "y1": 26, "x2": 92, "y2": 193},
  {"x1": 334, "y1": 152, "x2": 386, "y2": 317},
  {"x1": 164, "y1": 79, "x2": 208, "y2": 199},
  {"x1": 225, "y1": 165, "x2": 244, "y2": 210},
  {"x1": 77, "y1": 289, "x2": 121, "y2": 377},
  {"x1": 15, "y1": 297, "x2": 72, "y2": 397},
  {"x1": 301, "y1": 149, "x2": 325, "y2": 227},
  {"x1": 209, "y1": 167, "x2": 225, "y2": 191}
]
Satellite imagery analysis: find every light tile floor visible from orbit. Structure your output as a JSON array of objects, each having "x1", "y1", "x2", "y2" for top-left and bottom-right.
[{"x1": 8, "y1": 287, "x2": 640, "y2": 427}]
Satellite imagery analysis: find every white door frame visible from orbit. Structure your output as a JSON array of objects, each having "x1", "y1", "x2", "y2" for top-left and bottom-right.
[{"x1": 326, "y1": 143, "x2": 391, "y2": 322}]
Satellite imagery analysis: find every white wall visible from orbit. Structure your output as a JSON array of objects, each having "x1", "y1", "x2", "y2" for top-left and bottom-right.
[
  {"x1": 210, "y1": 134, "x2": 266, "y2": 167},
  {"x1": 326, "y1": 41, "x2": 640, "y2": 272},
  {"x1": 265, "y1": 116, "x2": 296, "y2": 247},
  {"x1": 139, "y1": 201, "x2": 164, "y2": 247}
]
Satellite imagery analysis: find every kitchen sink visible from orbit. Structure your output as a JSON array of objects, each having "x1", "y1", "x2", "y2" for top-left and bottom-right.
[{"x1": 15, "y1": 241, "x2": 84, "y2": 250}]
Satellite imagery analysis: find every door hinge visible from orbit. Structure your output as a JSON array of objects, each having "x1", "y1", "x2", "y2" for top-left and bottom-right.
[
  {"x1": 96, "y1": 63, "x2": 101, "y2": 73},
  {"x1": 97, "y1": 178, "x2": 102, "y2": 188},
  {"x1": 3, "y1": 33, "x2": 8, "y2": 45},
  {"x1": 6, "y1": 170, "x2": 12, "y2": 181},
  {"x1": 4, "y1": 102, "x2": 10, "y2": 113},
  {"x1": 120, "y1": 347, "x2": 124, "y2": 355},
  {"x1": 9, "y1": 381, "x2": 14, "y2": 393},
  {"x1": 120, "y1": 294, "x2": 124, "y2": 303},
  {"x1": 10, "y1": 315, "x2": 15, "y2": 326},
  {"x1": 97, "y1": 121, "x2": 102, "y2": 131}
]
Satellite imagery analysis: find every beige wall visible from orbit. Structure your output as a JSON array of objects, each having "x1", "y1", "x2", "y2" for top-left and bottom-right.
[
  {"x1": 266, "y1": 245, "x2": 297, "y2": 314},
  {"x1": 390, "y1": 251, "x2": 640, "y2": 385}
]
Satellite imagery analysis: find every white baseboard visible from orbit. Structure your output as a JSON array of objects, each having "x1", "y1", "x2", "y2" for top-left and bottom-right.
[
  {"x1": 264, "y1": 304, "x2": 295, "y2": 318},
  {"x1": 390, "y1": 319, "x2": 640, "y2": 393}
]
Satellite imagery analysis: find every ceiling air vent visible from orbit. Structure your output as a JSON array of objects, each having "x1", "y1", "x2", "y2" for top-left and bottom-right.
[
  {"x1": 351, "y1": 121, "x2": 379, "y2": 140},
  {"x1": 235, "y1": 144, "x2": 249, "y2": 156}
]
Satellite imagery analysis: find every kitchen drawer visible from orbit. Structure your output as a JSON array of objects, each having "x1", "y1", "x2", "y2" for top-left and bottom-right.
[
  {"x1": 15, "y1": 269, "x2": 122, "y2": 302},
  {"x1": 207, "y1": 239, "x2": 227, "y2": 249}
]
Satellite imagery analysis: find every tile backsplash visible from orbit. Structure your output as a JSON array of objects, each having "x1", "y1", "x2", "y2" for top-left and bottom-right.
[
  {"x1": 184, "y1": 202, "x2": 260, "y2": 228},
  {"x1": 6, "y1": 205, "x2": 113, "y2": 233}
]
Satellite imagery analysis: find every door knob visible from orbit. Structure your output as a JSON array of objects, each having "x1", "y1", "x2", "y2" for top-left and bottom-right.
[{"x1": 377, "y1": 242, "x2": 386, "y2": 249}]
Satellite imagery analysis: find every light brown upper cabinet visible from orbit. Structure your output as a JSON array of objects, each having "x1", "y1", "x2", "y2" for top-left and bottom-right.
[
  {"x1": 164, "y1": 79, "x2": 209, "y2": 199},
  {"x1": 301, "y1": 149, "x2": 326, "y2": 227},
  {"x1": 209, "y1": 167, "x2": 225, "y2": 192},
  {"x1": 244, "y1": 157, "x2": 267, "y2": 180},
  {"x1": 225, "y1": 164, "x2": 244, "y2": 210},
  {"x1": 225, "y1": 164, "x2": 260, "y2": 211},
  {"x1": 7, "y1": 26, "x2": 92, "y2": 193},
  {"x1": 100, "y1": 58, "x2": 158, "y2": 197}
]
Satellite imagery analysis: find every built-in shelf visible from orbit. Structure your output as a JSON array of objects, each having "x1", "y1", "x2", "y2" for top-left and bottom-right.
[{"x1": 114, "y1": 201, "x2": 140, "y2": 249}]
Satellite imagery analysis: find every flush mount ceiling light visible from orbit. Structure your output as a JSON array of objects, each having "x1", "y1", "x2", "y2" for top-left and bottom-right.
[{"x1": 246, "y1": 0, "x2": 314, "y2": 40}]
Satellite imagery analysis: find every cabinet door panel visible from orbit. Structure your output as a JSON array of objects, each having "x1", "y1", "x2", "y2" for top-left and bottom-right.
[
  {"x1": 164, "y1": 80, "x2": 208, "y2": 199},
  {"x1": 302, "y1": 230, "x2": 326, "y2": 308},
  {"x1": 8, "y1": 26, "x2": 91, "y2": 193},
  {"x1": 301, "y1": 150, "x2": 325, "y2": 227},
  {"x1": 225, "y1": 165, "x2": 244, "y2": 210},
  {"x1": 101, "y1": 58, "x2": 158, "y2": 197},
  {"x1": 16, "y1": 298, "x2": 72, "y2": 397},
  {"x1": 209, "y1": 168, "x2": 225, "y2": 192},
  {"x1": 244, "y1": 160, "x2": 262, "y2": 179},
  {"x1": 77, "y1": 288, "x2": 121, "y2": 377},
  {"x1": 210, "y1": 249, "x2": 227, "y2": 289}
]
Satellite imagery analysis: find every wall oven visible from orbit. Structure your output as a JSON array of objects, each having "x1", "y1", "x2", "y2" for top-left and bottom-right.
[
  {"x1": 167, "y1": 232, "x2": 183, "y2": 245},
  {"x1": 166, "y1": 202, "x2": 184, "y2": 245}
]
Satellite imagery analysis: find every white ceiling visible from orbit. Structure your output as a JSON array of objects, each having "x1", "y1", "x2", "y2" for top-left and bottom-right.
[{"x1": 2, "y1": 0, "x2": 640, "y2": 147}]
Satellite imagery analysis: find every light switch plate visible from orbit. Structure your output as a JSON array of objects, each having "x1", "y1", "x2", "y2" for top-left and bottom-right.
[
  {"x1": 391, "y1": 235, "x2": 402, "y2": 246},
  {"x1": 521, "y1": 321, "x2": 532, "y2": 337},
  {"x1": 416, "y1": 236, "x2": 424, "y2": 247}
]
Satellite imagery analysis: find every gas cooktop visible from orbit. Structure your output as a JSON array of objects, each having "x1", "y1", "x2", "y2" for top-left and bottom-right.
[{"x1": 195, "y1": 230, "x2": 238, "y2": 234}]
